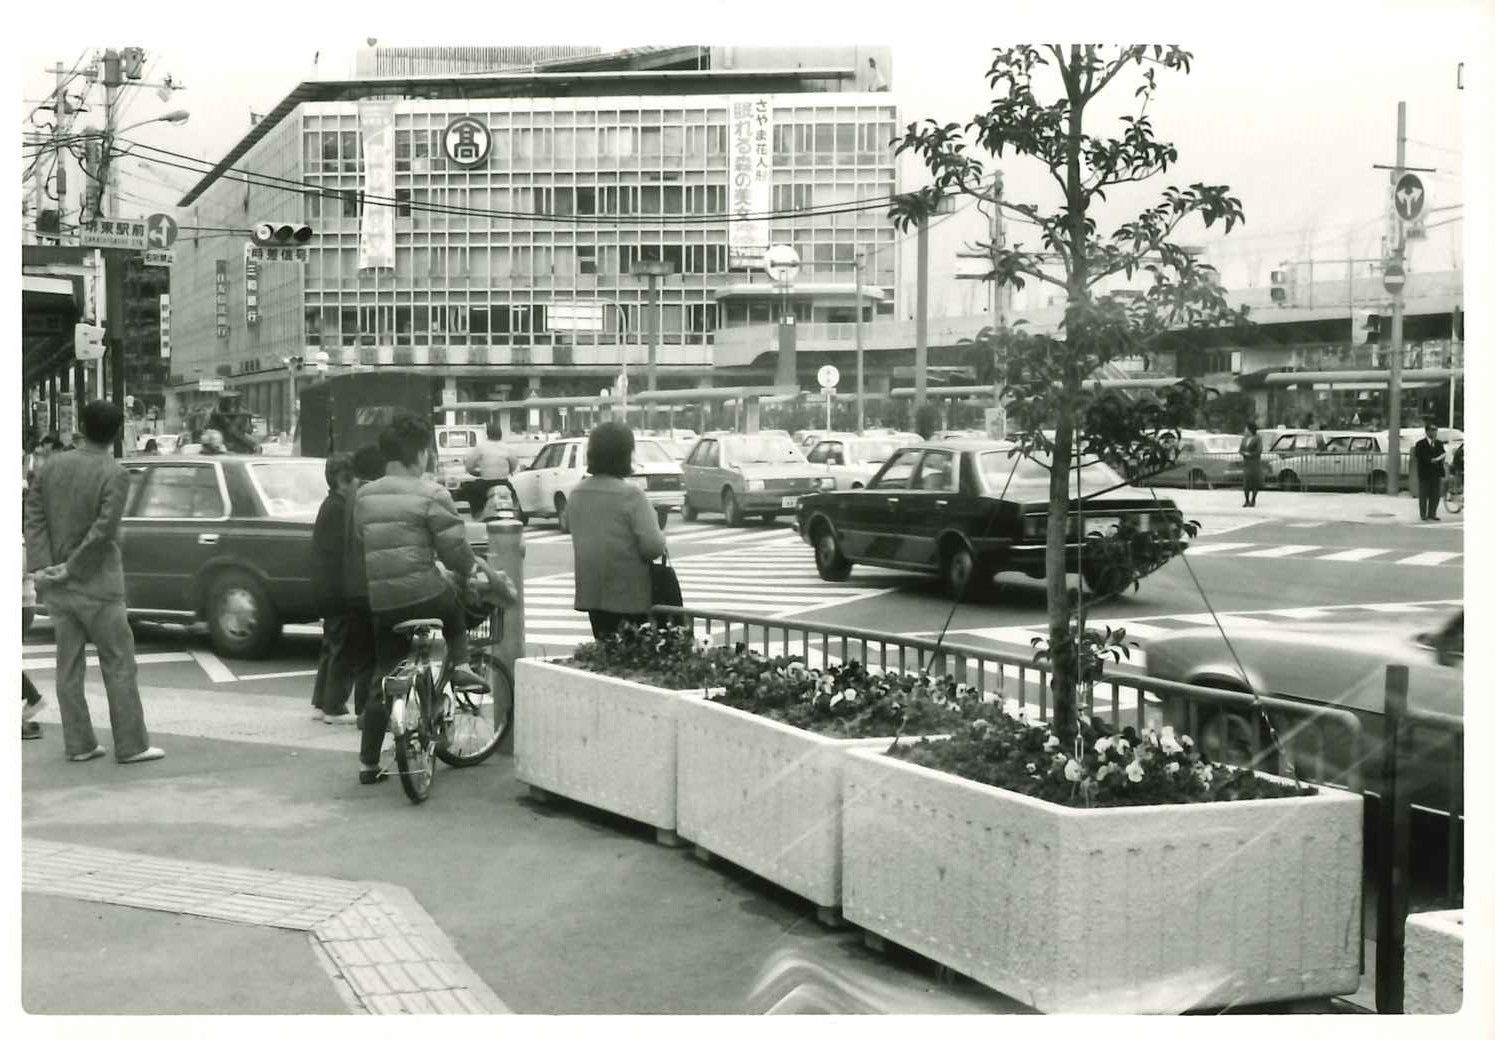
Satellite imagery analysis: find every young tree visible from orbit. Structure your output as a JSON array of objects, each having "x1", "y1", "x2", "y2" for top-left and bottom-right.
[{"x1": 891, "y1": 45, "x2": 1247, "y2": 742}]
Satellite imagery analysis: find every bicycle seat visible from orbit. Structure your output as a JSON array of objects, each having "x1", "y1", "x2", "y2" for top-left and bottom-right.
[{"x1": 393, "y1": 618, "x2": 444, "y2": 634}]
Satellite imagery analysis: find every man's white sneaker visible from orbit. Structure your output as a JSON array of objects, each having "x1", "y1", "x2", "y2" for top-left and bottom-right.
[
  {"x1": 119, "y1": 747, "x2": 165, "y2": 764},
  {"x1": 68, "y1": 746, "x2": 107, "y2": 762}
]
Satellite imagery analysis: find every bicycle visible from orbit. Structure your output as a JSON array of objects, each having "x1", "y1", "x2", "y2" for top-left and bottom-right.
[
  {"x1": 1443, "y1": 471, "x2": 1463, "y2": 515},
  {"x1": 383, "y1": 610, "x2": 515, "y2": 805}
]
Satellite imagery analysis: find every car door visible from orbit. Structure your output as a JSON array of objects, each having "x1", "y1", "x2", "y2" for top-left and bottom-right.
[
  {"x1": 119, "y1": 461, "x2": 230, "y2": 612},
  {"x1": 844, "y1": 449, "x2": 921, "y2": 562},
  {"x1": 685, "y1": 438, "x2": 720, "y2": 510},
  {"x1": 1341, "y1": 435, "x2": 1380, "y2": 489},
  {"x1": 805, "y1": 439, "x2": 841, "y2": 486},
  {"x1": 897, "y1": 449, "x2": 958, "y2": 569},
  {"x1": 538, "y1": 443, "x2": 579, "y2": 514},
  {"x1": 510, "y1": 443, "x2": 557, "y2": 513}
]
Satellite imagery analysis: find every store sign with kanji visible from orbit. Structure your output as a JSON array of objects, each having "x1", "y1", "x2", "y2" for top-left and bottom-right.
[
  {"x1": 215, "y1": 260, "x2": 229, "y2": 338},
  {"x1": 80, "y1": 219, "x2": 147, "y2": 249},
  {"x1": 246, "y1": 246, "x2": 309, "y2": 263},
  {"x1": 244, "y1": 244, "x2": 260, "y2": 325}
]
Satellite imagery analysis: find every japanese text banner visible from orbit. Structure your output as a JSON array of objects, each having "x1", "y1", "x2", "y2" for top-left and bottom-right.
[
  {"x1": 727, "y1": 96, "x2": 773, "y2": 269},
  {"x1": 358, "y1": 101, "x2": 396, "y2": 271}
]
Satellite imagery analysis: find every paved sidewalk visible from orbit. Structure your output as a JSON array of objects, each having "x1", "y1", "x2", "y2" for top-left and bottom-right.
[{"x1": 1162, "y1": 487, "x2": 1437, "y2": 525}]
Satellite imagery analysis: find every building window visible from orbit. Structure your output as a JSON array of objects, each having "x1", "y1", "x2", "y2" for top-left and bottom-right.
[
  {"x1": 305, "y1": 310, "x2": 321, "y2": 346},
  {"x1": 342, "y1": 190, "x2": 360, "y2": 218},
  {"x1": 395, "y1": 306, "x2": 412, "y2": 345},
  {"x1": 662, "y1": 185, "x2": 684, "y2": 214},
  {"x1": 470, "y1": 307, "x2": 489, "y2": 338},
  {"x1": 575, "y1": 187, "x2": 596, "y2": 216},
  {"x1": 341, "y1": 130, "x2": 359, "y2": 173},
  {"x1": 321, "y1": 132, "x2": 338, "y2": 166},
  {"x1": 774, "y1": 184, "x2": 814, "y2": 212},
  {"x1": 395, "y1": 188, "x2": 411, "y2": 218},
  {"x1": 395, "y1": 131, "x2": 411, "y2": 172},
  {"x1": 578, "y1": 245, "x2": 597, "y2": 275}
]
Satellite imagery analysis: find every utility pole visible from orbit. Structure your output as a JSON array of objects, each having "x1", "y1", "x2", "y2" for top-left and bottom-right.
[
  {"x1": 853, "y1": 254, "x2": 865, "y2": 431},
  {"x1": 632, "y1": 261, "x2": 673, "y2": 429},
  {"x1": 989, "y1": 175, "x2": 1006, "y2": 437},
  {"x1": 1385, "y1": 102, "x2": 1406, "y2": 496},
  {"x1": 99, "y1": 49, "x2": 128, "y2": 455}
]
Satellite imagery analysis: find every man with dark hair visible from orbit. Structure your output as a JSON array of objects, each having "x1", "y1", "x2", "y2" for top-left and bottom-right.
[
  {"x1": 351, "y1": 413, "x2": 482, "y2": 784},
  {"x1": 310, "y1": 453, "x2": 360, "y2": 723},
  {"x1": 23, "y1": 400, "x2": 163, "y2": 763},
  {"x1": 1412, "y1": 422, "x2": 1447, "y2": 522},
  {"x1": 461, "y1": 420, "x2": 516, "y2": 517}
]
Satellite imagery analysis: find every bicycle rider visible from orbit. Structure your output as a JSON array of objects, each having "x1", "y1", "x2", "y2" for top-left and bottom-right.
[
  {"x1": 352, "y1": 412, "x2": 487, "y2": 786},
  {"x1": 1451, "y1": 441, "x2": 1464, "y2": 489}
]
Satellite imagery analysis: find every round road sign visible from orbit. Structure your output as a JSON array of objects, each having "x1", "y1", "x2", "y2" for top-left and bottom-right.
[
  {"x1": 1393, "y1": 174, "x2": 1426, "y2": 222},
  {"x1": 146, "y1": 213, "x2": 178, "y2": 249},
  {"x1": 817, "y1": 364, "x2": 840, "y2": 390},
  {"x1": 765, "y1": 244, "x2": 801, "y2": 284},
  {"x1": 1383, "y1": 261, "x2": 1406, "y2": 295}
]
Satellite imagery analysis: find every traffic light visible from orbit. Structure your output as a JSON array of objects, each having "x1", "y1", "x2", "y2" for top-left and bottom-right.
[
  {"x1": 1269, "y1": 268, "x2": 1294, "y2": 306},
  {"x1": 250, "y1": 222, "x2": 313, "y2": 247}
]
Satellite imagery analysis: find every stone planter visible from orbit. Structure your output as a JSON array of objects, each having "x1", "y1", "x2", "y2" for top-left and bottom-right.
[
  {"x1": 1404, "y1": 909, "x2": 1463, "y2": 1014},
  {"x1": 514, "y1": 658, "x2": 706, "y2": 845},
  {"x1": 675, "y1": 697, "x2": 896, "y2": 923},
  {"x1": 841, "y1": 748, "x2": 1364, "y2": 1013}
]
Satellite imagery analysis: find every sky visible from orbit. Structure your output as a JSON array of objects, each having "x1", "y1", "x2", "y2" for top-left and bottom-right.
[{"x1": 16, "y1": 0, "x2": 1491, "y2": 295}]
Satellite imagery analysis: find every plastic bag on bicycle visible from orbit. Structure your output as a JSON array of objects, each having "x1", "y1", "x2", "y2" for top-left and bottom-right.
[{"x1": 382, "y1": 663, "x2": 417, "y2": 734}]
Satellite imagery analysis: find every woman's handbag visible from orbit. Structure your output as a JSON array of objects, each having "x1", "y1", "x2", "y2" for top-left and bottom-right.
[{"x1": 650, "y1": 552, "x2": 684, "y2": 624}]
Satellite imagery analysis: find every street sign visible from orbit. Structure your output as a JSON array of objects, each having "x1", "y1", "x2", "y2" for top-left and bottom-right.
[
  {"x1": 146, "y1": 213, "x2": 178, "y2": 249},
  {"x1": 549, "y1": 302, "x2": 605, "y2": 332},
  {"x1": 1383, "y1": 261, "x2": 1406, "y2": 295},
  {"x1": 80, "y1": 218, "x2": 146, "y2": 249},
  {"x1": 817, "y1": 364, "x2": 840, "y2": 390},
  {"x1": 246, "y1": 246, "x2": 309, "y2": 263},
  {"x1": 766, "y1": 244, "x2": 801, "y2": 284},
  {"x1": 143, "y1": 249, "x2": 174, "y2": 267},
  {"x1": 199, "y1": 379, "x2": 225, "y2": 393},
  {"x1": 1393, "y1": 174, "x2": 1426, "y2": 222}
]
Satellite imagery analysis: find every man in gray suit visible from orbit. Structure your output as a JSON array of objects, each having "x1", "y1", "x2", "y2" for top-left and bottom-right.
[{"x1": 23, "y1": 400, "x2": 164, "y2": 764}]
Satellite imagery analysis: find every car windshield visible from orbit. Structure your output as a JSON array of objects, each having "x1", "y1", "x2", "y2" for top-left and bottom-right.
[
  {"x1": 247, "y1": 463, "x2": 327, "y2": 519},
  {"x1": 730, "y1": 436, "x2": 806, "y2": 465},
  {"x1": 634, "y1": 441, "x2": 672, "y2": 465},
  {"x1": 977, "y1": 452, "x2": 1126, "y2": 496}
]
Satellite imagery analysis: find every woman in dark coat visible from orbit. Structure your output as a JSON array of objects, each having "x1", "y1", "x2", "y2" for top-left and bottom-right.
[{"x1": 1239, "y1": 420, "x2": 1264, "y2": 508}]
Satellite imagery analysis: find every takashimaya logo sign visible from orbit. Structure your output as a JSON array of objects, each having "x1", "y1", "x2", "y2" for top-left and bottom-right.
[{"x1": 442, "y1": 116, "x2": 492, "y2": 169}]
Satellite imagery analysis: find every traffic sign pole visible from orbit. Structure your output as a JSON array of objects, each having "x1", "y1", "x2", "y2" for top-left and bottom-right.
[{"x1": 1386, "y1": 102, "x2": 1406, "y2": 497}]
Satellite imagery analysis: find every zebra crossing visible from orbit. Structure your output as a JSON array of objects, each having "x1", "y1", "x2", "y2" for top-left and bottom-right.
[
  {"x1": 510, "y1": 522, "x2": 799, "y2": 549},
  {"x1": 1180, "y1": 542, "x2": 1461, "y2": 566},
  {"x1": 521, "y1": 538, "x2": 917, "y2": 654}
]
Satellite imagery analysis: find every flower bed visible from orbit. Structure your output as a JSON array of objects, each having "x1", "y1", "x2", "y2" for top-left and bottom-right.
[{"x1": 840, "y1": 716, "x2": 1364, "y2": 1012}]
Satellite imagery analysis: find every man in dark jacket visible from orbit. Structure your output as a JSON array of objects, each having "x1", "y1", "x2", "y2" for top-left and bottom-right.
[
  {"x1": 310, "y1": 453, "x2": 359, "y2": 723},
  {"x1": 1412, "y1": 422, "x2": 1447, "y2": 521},
  {"x1": 351, "y1": 413, "x2": 481, "y2": 784},
  {"x1": 22, "y1": 400, "x2": 163, "y2": 764}
]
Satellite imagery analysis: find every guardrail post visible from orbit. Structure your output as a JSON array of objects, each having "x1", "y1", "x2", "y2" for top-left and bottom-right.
[
  {"x1": 488, "y1": 519, "x2": 525, "y2": 755},
  {"x1": 1375, "y1": 663, "x2": 1411, "y2": 1014}
]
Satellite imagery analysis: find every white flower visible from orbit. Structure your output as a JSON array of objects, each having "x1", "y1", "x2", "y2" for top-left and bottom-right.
[
  {"x1": 1144, "y1": 728, "x2": 1160, "y2": 747},
  {"x1": 1064, "y1": 759, "x2": 1083, "y2": 782},
  {"x1": 1180, "y1": 734, "x2": 1195, "y2": 749},
  {"x1": 1094, "y1": 736, "x2": 1114, "y2": 755},
  {"x1": 1166, "y1": 762, "x2": 1181, "y2": 776},
  {"x1": 1126, "y1": 760, "x2": 1146, "y2": 783},
  {"x1": 843, "y1": 687, "x2": 858, "y2": 703},
  {"x1": 1159, "y1": 726, "x2": 1183, "y2": 755},
  {"x1": 1025, "y1": 762, "x2": 1037, "y2": 774},
  {"x1": 828, "y1": 692, "x2": 844, "y2": 707},
  {"x1": 786, "y1": 662, "x2": 806, "y2": 677},
  {"x1": 1197, "y1": 765, "x2": 1214, "y2": 785},
  {"x1": 1043, "y1": 734, "x2": 1060, "y2": 751},
  {"x1": 1115, "y1": 738, "x2": 1131, "y2": 756},
  {"x1": 1095, "y1": 763, "x2": 1113, "y2": 782}
]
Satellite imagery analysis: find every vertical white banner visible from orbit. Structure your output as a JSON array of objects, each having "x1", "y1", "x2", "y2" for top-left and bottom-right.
[
  {"x1": 728, "y1": 96, "x2": 773, "y2": 269},
  {"x1": 358, "y1": 101, "x2": 396, "y2": 270},
  {"x1": 159, "y1": 293, "x2": 171, "y2": 358},
  {"x1": 243, "y1": 243, "x2": 260, "y2": 326}
]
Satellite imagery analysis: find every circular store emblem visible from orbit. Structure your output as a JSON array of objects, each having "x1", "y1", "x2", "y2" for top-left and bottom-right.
[{"x1": 443, "y1": 117, "x2": 492, "y2": 169}]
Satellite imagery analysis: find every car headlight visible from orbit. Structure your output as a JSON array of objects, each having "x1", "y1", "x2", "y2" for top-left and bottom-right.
[
  {"x1": 746, "y1": 479, "x2": 766, "y2": 491},
  {"x1": 818, "y1": 476, "x2": 836, "y2": 490}
]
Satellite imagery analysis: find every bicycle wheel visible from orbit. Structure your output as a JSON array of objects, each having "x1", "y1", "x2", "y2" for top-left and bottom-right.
[
  {"x1": 1444, "y1": 481, "x2": 1464, "y2": 514},
  {"x1": 436, "y1": 650, "x2": 514, "y2": 767},
  {"x1": 395, "y1": 669, "x2": 437, "y2": 804}
]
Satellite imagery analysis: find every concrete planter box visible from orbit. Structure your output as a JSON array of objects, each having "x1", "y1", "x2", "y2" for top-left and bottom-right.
[
  {"x1": 1404, "y1": 909, "x2": 1463, "y2": 1014},
  {"x1": 675, "y1": 697, "x2": 896, "y2": 920},
  {"x1": 514, "y1": 658, "x2": 705, "y2": 842},
  {"x1": 841, "y1": 748, "x2": 1364, "y2": 1013}
]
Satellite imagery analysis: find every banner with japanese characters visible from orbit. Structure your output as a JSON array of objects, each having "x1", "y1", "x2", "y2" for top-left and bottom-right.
[
  {"x1": 243, "y1": 244, "x2": 260, "y2": 326},
  {"x1": 727, "y1": 96, "x2": 773, "y2": 269},
  {"x1": 358, "y1": 101, "x2": 396, "y2": 270},
  {"x1": 215, "y1": 261, "x2": 229, "y2": 338},
  {"x1": 159, "y1": 294, "x2": 171, "y2": 358}
]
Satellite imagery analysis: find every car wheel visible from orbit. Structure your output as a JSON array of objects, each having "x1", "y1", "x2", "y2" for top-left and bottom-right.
[
  {"x1": 682, "y1": 499, "x2": 699, "y2": 522},
  {"x1": 1367, "y1": 470, "x2": 1388, "y2": 495},
  {"x1": 655, "y1": 508, "x2": 670, "y2": 529},
  {"x1": 941, "y1": 542, "x2": 990, "y2": 600},
  {"x1": 206, "y1": 570, "x2": 281, "y2": 659},
  {"x1": 722, "y1": 489, "x2": 744, "y2": 526},
  {"x1": 1187, "y1": 468, "x2": 1210, "y2": 490},
  {"x1": 1277, "y1": 470, "x2": 1301, "y2": 493},
  {"x1": 812, "y1": 522, "x2": 852, "y2": 581},
  {"x1": 850, "y1": 482, "x2": 863, "y2": 490},
  {"x1": 555, "y1": 494, "x2": 570, "y2": 534}
]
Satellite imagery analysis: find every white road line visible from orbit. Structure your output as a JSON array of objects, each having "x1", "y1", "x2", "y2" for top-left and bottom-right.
[
  {"x1": 234, "y1": 669, "x2": 319, "y2": 681},
  {"x1": 1284, "y1": 522, "x2": 1328, "y2": 528},
  {"x1": 1314, "y1": 548, "x2": 1391, "y2": 562},
  {"x1": 1235, "y1": 544, "x2": 1318, "y2": 558},
  {"x1": 191, "y1": 650, "x2": 239, "y2": 683},
  {"x1": 21, "y1": 651, "x2": 194, "y2": 671},
  {"x1": 1181, "y1": 542, "x2": 1254, "y2": 555},
  {"x1": 1262, "y1": 607, "x2": 1335, "y2": 619},
  {"x1": 1394, "y1": 551, "x2": 1462, "y2": 567}
]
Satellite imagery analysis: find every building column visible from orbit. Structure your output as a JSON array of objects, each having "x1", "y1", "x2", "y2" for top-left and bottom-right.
[
  {"x1": 744, "y1": 396, "x2": 761, "y2": 434},
  {"x1": 527, "y1": 376, "x2": 543, "y2": 434},
  {"x1": 443, "y1": 375, "x2": 458, "y2": 426}
]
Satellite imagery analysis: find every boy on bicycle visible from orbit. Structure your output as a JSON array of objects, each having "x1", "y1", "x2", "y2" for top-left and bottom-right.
[{"x1": 352, "y1": 412, "x2": 486, "y2": 785}]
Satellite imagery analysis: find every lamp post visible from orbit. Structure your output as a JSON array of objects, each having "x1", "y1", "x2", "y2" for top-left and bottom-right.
[{"x1": 631, "y1": 261, "x2": 674, "y2": 429}]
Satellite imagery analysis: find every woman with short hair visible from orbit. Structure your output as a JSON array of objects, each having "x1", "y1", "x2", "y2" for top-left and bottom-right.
[
  {"x1": 1239, "y1": 420, "x2": 1264, "y2": 508},
  {"x1": 568, "y1": 423, "x2": 668, "y2": 640}
]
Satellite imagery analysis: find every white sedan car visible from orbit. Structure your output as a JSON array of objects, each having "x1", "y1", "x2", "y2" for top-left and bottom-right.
[
  {"x1": 803, "y1": 435, "x2": 907, "y2": 490},
  {"x1": 507, "y1": 436, "x2": 685, "y2": 532}
]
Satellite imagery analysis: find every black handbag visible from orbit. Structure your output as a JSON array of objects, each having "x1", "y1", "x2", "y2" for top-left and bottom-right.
[{"x1": 650, "y1": 552, "x2": 684, "y2": 623}]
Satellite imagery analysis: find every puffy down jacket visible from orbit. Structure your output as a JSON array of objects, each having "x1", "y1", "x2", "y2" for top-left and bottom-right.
[{"x1": 353, "y1": 475, "x2": 476, "y2": 612}]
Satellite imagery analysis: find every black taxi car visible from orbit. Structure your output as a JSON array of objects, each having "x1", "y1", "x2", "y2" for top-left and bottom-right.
[
  {"x1": 90, "y1": 456, "x2": 488, "y2": 658},
  {"x1": 794, "y1": 439, "x2": 1188, "y2": 598}
]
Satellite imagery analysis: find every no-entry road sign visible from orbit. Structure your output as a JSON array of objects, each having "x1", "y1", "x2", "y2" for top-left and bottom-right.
[{"x1": 1383, "y1": 261, "x2": 1406, "y2": 295}]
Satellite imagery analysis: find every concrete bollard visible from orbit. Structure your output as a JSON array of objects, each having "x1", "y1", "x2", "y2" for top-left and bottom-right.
[{"x1": 487, "y1": 519, "x2": 525, "y2": 754}]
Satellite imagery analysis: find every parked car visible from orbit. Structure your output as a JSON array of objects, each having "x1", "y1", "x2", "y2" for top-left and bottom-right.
[
  {"x1": 682, "y1": 433, "x2": 829, "y2": 525},
  {"x1": 1144, "y1": 608, "x2": 1463, "y2": 814},
  {"x1": 1272, "y1": 429, "x2": 1462, "y2": 493},
  {"x1": 434, "y1": 424, "x2": 486, "y2": 497},
  {"x1": 1141, "y1": 432, "x2": 1280, "y2": 490},
  {"x1": 804, "y1": 435, "x2": 908, "y2": 490},
  {"x1": 795, "y1": 439, "x2": 1186, "y2": 598},
  {"x1": 931, "y1": 428, "x2": 990, "y2": 442},
  {"x1": 506, "y1": 436, "x2": 685, "y2": 531},
  {"x1": 60, "y1": 457, "x2": 488, "y2": 658}
]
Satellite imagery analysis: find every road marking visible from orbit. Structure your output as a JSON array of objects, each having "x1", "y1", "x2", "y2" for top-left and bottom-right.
[
  {"x1": 21, "y1": 651, "x2": 194, "y2": 671},
  {"x1": 1314, "y1": 548, "x2": 1391, "y2": 562},
  {"x1": 1395, "y1": 551, "x2": 1462, "y2": 567},
  {"x1": 191, "y1": 650, "x2": 239, "y2": 683},
  {"x1": 1234, "y1": 544, "x2": 1318, "y2": 558},
  {"x1": 1284, "y1": 521, "x2": 1329, "y2": 528},
  {"x1": 234, "y1": 668, "x2": 319, "y2": 681},
  {"x1": 1261, "y1": 607, "x2": 1335, "y2": 619},
  {"x1": 1181, "y1": 542, "x2": 1254, "y2": 555}
]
